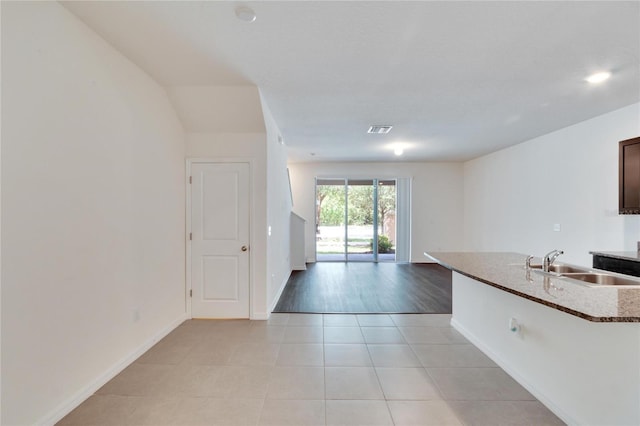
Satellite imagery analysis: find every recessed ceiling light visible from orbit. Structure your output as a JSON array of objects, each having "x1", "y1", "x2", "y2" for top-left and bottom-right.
[
  {"x1": 235, "y1": 6, "x2": 257, "y2": 23},
  {"x1": 394, "y1": 147, "x2": 404, "y2": 156},
  {"x1": 368, "y1": 125, "x2": 393, "y2": 134},
  {"x1": 585, "y1": 71, "x2": 611, "y2": 84}
]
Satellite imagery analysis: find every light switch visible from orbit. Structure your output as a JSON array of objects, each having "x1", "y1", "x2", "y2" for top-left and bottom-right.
[{"x1": 553, "y1": 224, "x2": 561, "y2": 232}]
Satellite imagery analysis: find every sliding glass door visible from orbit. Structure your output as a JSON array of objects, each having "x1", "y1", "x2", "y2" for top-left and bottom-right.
[
  {"x1": 316, "y1": 178, "x2": 396, "y2": 262},
  {"x1": 377, "y1": 180, "x2": 397, "y2": 262},
  {"x1": 315, "y1": 179, "x2": 347, "y2": 261},
  {"x1": 347, "y1": 179, "x2": 375, "y2": 261}
]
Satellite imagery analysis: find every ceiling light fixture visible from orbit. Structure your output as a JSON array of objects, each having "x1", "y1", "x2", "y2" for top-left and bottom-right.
[
  {"x1": 585, "y1": 71, "x2": 611, "y2": 84},
  {"x1": 394, "y1": 147, "x2": 404, "y2": 156},
  {"x1": 235, "y1": 5, "x2": 257, "y2": 23},
  {"x1": 368, "y1": 125, "x2": 393, "y2": 134}
]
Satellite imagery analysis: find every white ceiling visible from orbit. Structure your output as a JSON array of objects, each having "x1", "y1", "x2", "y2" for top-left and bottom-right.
[{"x1": 62, "y1": 1, "x2": 640, "y2": 162}]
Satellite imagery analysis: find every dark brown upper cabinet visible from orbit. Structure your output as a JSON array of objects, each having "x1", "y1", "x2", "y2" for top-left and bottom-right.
[{"x1": 619, "y1": 136, "x2": 640, "y2": 214}]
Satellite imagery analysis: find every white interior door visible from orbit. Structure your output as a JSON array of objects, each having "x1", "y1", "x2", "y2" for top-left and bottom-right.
[{"x1": 190, "y1": 162, "x2": 250, "y2": 318}]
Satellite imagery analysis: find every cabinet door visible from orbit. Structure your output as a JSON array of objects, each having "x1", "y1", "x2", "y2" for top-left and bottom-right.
[
  {"x1": 619, "y1": 136, "x2": 640, "y2": 214},
  {"x1": 593, "y1": 255, "x2": 640, "y2": 277}
]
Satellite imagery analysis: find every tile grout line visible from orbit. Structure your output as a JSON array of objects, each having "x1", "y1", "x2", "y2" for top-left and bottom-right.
[
  {"x1": 407, "y1": 331, "x2": 449, "y2": 398},
  {"x1": 323, "y1": 315, "x2": 328, "y2": 426},
  {"x1": 389, "y1": 315, "x2": 469, "y2": 425},
  {"x1": 363, "y1": 321, "x2": 397, "y2": 426}
]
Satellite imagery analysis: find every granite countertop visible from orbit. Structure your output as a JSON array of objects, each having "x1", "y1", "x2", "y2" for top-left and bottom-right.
[
  {"x1": 589, "y1": 251, "x2": 640, "y2": 263},
  {"x1": 425, "y1": 251, "x2": 640, "y2": 323}
]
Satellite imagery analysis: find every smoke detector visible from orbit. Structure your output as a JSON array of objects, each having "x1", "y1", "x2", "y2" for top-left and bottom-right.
[
  {"x1": 367, "y1": 125, "x2": 393, "y2": 134},
  {"x1": 235, "y1": 6, "x2": 257, "y2": 22}
]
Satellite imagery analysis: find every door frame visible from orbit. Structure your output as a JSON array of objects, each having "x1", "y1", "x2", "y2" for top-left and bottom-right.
[
  {"x1": 314, "y1": 176, "x2": 387, "y2": 263},
  {"x1": 186, "y1": 158, "x2": 255, "y2": 319},
  {"x1": 314, "y1": 174, "x2": 411, "y2": 263}
]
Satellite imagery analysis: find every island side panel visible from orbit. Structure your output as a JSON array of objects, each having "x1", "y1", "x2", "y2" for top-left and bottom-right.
[{"x1": 451, "y1": 272, "x2": 640, "y2": 426}]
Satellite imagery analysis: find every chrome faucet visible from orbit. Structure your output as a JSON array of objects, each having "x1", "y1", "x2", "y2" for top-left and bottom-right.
[
  {"x1": 525, "y1": 255, "x2": 535, "y2": 270},
  {"x1": 543, "y1": 249, "x2": 564, "y2": 272}
]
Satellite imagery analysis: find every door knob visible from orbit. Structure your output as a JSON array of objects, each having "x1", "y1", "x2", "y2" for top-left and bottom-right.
[{"x1": 241, "y1": 246, "x2": 248, "y2": 252}]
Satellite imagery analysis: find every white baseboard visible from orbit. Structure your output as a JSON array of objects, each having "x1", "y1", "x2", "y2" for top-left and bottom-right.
[
  {"x1": 39, "y1": 313, "x2": 188, "y2": 426},
  {"x1": 268, "y1": 270, "x2": 292, "y2": 316},
  {"x1": 252, "y1": 270, "x2": 293, "y2": 321},
  {"x1": 450, "y1": 318, "x2": 575, "y2": 426}
]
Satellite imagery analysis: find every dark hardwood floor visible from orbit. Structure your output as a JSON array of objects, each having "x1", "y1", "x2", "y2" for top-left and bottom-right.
[{"x1": 273, "y1": 262, "x2": 452, "y2": 314}]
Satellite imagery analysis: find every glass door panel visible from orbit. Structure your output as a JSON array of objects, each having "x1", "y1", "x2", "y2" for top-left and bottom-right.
[
  {"x1": 316, "y1": 177, "x2": 399, "y2": 263},
  {"x1": 316, "y1": 179, "x2": 346, "y2": 261},
  {"x1": 347, "y1": 179, "x2": 375, "y2": 262},
  {"x1": 377, "y1": 180, "x2": 397, "y2": 262}
]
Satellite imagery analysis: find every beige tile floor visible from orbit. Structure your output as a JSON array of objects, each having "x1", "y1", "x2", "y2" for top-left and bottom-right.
[{"x1": 58, "y1": 314, "x2": 564, "y2": 426}]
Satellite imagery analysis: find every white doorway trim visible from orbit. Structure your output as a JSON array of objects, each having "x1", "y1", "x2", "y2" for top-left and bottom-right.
[
  {"x1": 186, "y1": 158, "x2": 255, "y2": 319},
  {"x1": 395, "y1": 177, "x2": 412, "y2": 262}
]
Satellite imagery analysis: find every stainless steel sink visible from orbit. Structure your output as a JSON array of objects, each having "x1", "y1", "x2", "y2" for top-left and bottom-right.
[
  {"x1": 526, "y1": 264, "x2": 589, "y2": 274},
  {"x1": 547, "y1": 264, "x2": 588, "y2": 274},
  {"x1": 522, "y1": 261, "x2": 640, "y2": 286},
  {"x1": 560, "y1": 273, "x2": 640, "y2": 286}
]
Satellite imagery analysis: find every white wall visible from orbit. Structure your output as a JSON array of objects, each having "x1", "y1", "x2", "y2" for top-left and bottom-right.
[
  {"x1": 0, "y1": 3, "x2": 4, "y2": 420},
  {"x1": 452, "y1": 272, "x2": 640, "y2": 425},
  {"x1": 167, "y1": 86, "x2": 267, "y2": 133},
  {"x1": 186, "y1": 132, "x2": 269, "y2": 318},
  {"x1": 1, "y1": 2, "x2": 186, "y2": 425},
  {"x1": 464, "y1": 103, "x2": 640, "y2": 267},
  {"x1": 261, "y1": 97, "x2": 293, "y2": 311},
  {"x1": 287, "y1": 162, "x2": 464, "y2": 263}
]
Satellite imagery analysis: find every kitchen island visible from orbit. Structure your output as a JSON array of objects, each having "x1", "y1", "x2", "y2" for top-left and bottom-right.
[{"x1": 426, "y1": 252, "x2": 640, "y2": 426}]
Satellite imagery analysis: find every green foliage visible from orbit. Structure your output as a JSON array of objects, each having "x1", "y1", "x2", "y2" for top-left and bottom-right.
[
  {"x1": 371, "y1": 235, "x2": 394, "y2": 253},
  {"x1": 347, "y1": 185, "x2": 374, "y2": 225},
  {"x1": 377, "y1": 184, "x2": 395, "y2": 220},
  {"x1": 316, "y1": 182, "x2": 396, "y2": 227},
  {"x1": 316, "y1": 185, "x2": 345, "y2": 226}
]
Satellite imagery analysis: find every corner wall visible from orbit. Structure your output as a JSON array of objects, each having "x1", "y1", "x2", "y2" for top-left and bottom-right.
[
  {"x1": 261, "y1": 97, "x2": 293, "y2": 312},
  {"x1": 183, "y1": 90, "x2": 291, "y2": 320},
  {"x1": 1, "y1": 3, "x2": 186, "y2": 424},
  {"x1": 464, "y1": 103, "x2": 640, "y2": 266},
  {"x1": 287, "y1": 162, "x2": 464, "y2": 263}
]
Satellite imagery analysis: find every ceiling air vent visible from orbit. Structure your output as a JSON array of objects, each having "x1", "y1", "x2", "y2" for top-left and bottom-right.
[{"x1": 367, "y1": 125, "x2": 393, "y2": 134}]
